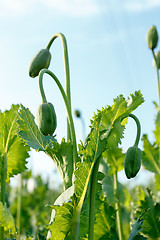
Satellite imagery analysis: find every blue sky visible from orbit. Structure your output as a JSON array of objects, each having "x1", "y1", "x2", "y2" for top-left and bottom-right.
[{"x1": 1, "y1": 0, "x2": 160, "y2": 184}]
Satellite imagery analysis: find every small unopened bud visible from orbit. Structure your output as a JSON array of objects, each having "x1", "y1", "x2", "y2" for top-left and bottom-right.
[
  {"x1": 146, "y1": 25, "x2": 158, "y2": 50},
  {"x1": 29, "y1": 49, "x2": 51, "y2": 78},
  {"x1": 124, "y1": 146, "x2": 142, "y2": 179},
  {"x1": 74, "y1": 110, "x2": 81, "y2": 118},
  {"x1": 153, "y1": 51, "x2": 160, "y2": 69}
]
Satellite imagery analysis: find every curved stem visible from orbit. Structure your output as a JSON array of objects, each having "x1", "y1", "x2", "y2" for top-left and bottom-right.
[
  {"x1": 39, "y1": 69, "x2": 78, "y2": 167},
  {"x1": 88, "y1": 156, "x2": 101, "y2": 240},
  {"x1": 122, "y1": 113, "x2": 141, "y2": 147},
  {"x1": 129, "y1": 113, "x2": 141, "y2": 146},
  {"x1": 152, "y1": 49, "x2": 160, "y2": 106},
  {"x1": 46, "y1": 33, "x2": 71, "y2": 140}
]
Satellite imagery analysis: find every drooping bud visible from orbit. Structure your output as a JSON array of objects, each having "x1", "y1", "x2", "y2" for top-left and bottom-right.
[
  {"x1": 146, "y1": 25, "x2": 158, "y2": 50},
  {"x1": 153, "y1": 51, "x2": 160, "y2": 69},
  {"x1": 74, "y1": 110, "x2": 81, "y2": 118},
  {"x1": 36, "y1": 102, "x2": 57, "y2": 136},
  {"x1": 29, "y1": 49, "x2": 51, "y2": 78},
  {"x1": 124, "y1": 146, "x2": 142, "y2": 179}
]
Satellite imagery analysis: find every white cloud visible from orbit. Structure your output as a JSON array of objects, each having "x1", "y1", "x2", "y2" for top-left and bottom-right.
[
  {"x1": 124, "y1": 0, "x2": 160, "y2": 12},
  {"x1": 0, "y1": 0, "x2": 104, "y2": 17},
  {"x1": 44, "y1": 0, "x2": 102, "y2": 16}
]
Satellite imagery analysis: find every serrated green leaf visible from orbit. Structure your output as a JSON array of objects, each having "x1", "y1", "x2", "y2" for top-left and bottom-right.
[
  {"x1": 0, "y1": 201, "x2": 16, "y2": 234},
  {"x1": 142, "y1": 134, "x2": 160, "y2": 175},
  {"x1": 0, "y1": 105, "x2": 30, "y2": 182},
  {"x1": 47, "y1": 91, "x2": 144, "y2": 239},
  {"x1": 18, "y1": 105, "x2": 73, "y2": 190},
  {"x1": 94, "y1": 200, "x2": 118, "y2": 240},
  {"x1": 137, "y1": 190, "x2": 160, "y2": 239},
  {"x1": 154, "y1": 109, "x2": 160, "y2": 145},
  {"x1": 103, "y1": 147, "x2": 124, "y2": 174},
  {"x1": 127, "y1": 90, "x2": 144, "y2": 112},
  {"x1": 46, "y1": 138, "x2": 73, "y2": 190},
  {"x1": 17, "y1": 104, "x2": 54, "y2": 151},
  {"x1": 128, "y1": 212, "x2": 147, "y2": 240},
  {"x1": 100, "y1": 91, "x2": 144, "y2": 149},
  {"x1": 47, "y1": 107, "x2": 106, "y2": 239}
]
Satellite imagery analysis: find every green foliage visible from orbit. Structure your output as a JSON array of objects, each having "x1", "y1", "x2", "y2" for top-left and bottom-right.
[
  {"x1": 46, "y1": 91, "x2": 144, "y2": 239},
  {"x1": 17, "y1": 104, "x2": 54, "y2": 151},
  {"x1": 94, "y1": 200, "x2": 118, "y2": 239},
  {"x1": 128, "y1": 212, "x2": 147, "y2": 240},
  {"x1": 136, "y1": 189, "x2": 160, "y2": 239},
  {"x1": 0, "y1": 201, "x2": 16, "y2": 234},
  {"x1": 8, "y1": 172, "x2": 62, "y2": 238},
  {"x1": 0, "y1": 105, "x2": 30, "y2": 182},
  {"x1": 2, "y1": 28, "x2": 160, "y2": 240},
  {"x1": 18, "y1": 105, "x2": 73, "y2": 190},
  {"x1": 46, "y1": 139, "x2": 73, "y2": 190}
]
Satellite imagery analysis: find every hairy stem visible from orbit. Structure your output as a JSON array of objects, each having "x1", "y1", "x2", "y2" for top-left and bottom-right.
[
  {"x1": 17, "y1": 174, "x2": 22, "y2": 240},
  {"x1": 46, "y1": 33, "x2": 71, "y2": 140},
  {"x1": 39, "y1": 69, "x2": 78, "y2": 167},
  {"x1": 152, "y1": 49, "x2": 160, "y2": 106},
  {"x1": 70, "y1": 209, "x2": 81, "y2": 240},
  {"x1": 128, "y1": 113, "x2": 141, "y2": 146},
  {"x1": 113, "y1": 170, "x2": 123, "y2": 240},
  {"x1": 152, "y1": 49, "x2": 160, "y2": 171},
  {"x1": 0, "y1": 152, "x2": 7, "y2": 240},
  {"x1": 122, "y1": 113, "x2": 141, "y2": 147},
  {"x1": 88, "y1": 156, "x2": 101, "y2": 240}
]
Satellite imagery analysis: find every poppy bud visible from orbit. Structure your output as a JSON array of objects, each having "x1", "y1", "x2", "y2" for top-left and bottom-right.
[
  {"x1": 124, "y1": 146, "x2": 142, "y2": 179},
  {"x1": 146, "y1": 25, "x2": 158, "y2": 50},
  {"x1": 29, "y1": 49, "x2": 51, "y2": 78},
  {"x1": 36, "y1": 102, "x2": 57, "y2": 136},
  {"x1": 74, "y1": 110, "x2": 81, "y2": 118}
]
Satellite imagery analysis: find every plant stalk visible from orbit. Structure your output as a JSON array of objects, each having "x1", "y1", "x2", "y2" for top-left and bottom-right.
[
  {"x1": 152, "y1": 49, "x2": 160, "y2": 168},
  {"x1": 152, "y1": 49, "x2": 160, "y2": 106},
  {"x1": 128, "y1": 113, "x2": 141, "y2": 146},
  {"x1": 17, "y1": 174, "x2": 22, "y2": 240},
  {"x1": 46, "y1": 33, "x2": 71, "y2": 140},
  {"x1": 0, "y1": 152, "x2": 7, "y2": 240},
  {"x1": 122, "y1": 113, "x2": 141, "y2": 147},
  {"x1": 113, "y1": 170, "x2": 123, "y2": 240},
  {"x1": 88, "y1": 157, "x2": 101, "y2": 240},
  {"x1": 39, "y1": 69, "x2": 78, "y2": 167}
]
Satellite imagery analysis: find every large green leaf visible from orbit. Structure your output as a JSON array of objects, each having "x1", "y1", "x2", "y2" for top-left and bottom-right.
[
  {"x1": 0, "y1": 105, "x2": 30, "y2": 182},
  {"x1": 18, "y1": 105, "x2": 73, "y2": 190},
  {"x1": 154, "y1": 108, "x2": 160, "y2": 145},
  {"x1": 18, "y1": 104, "x2": 53, "y2": 151},
  {"x1": 103, "y1": 147, "x2": 124, "y2": 174},
  {"x1": 47, "y1": 91, "x2": 144, "y2": 239},
  {"x1": 0, "y1": 201, "x2": 16, "y2": 234},
  {"x1": 127, "y1": 90, "x2": 145, "y2": 112},
  {"x1": 142, "y1": 134, "x2": 160, "y2": 175},
  {"x1": 94, "y1": 200, "x2": 118, "y2": 240},
  {"x1": 136, "y1": 189, "x2": 160, "y2": 239},
  {"x1": 46, "y1": 138, "x2": 73, "y2": 190},
  {"x1": 100, "y1": 90, "x2": 144, "y2": 148}
]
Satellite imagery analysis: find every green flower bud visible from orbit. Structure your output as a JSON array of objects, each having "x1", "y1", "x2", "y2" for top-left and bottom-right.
[
  {"x1": 146, "y1": 25, "x2": 158, "y2": 50},
  {"x1": 36, "y1": 102, "x2": 57, "y2": 136},
  {"x1": 29, "y1": 49, "x2": 51, "y2": 78},
  {"x1": 124, "y1": 146, "x2": 142, "y2": 179},
  {"x1": 74, "y1": 110, "x2": 81, "y2": 118},
  {"x1": 153, "y1": 51, "x2": 160, "y2": 69}
]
